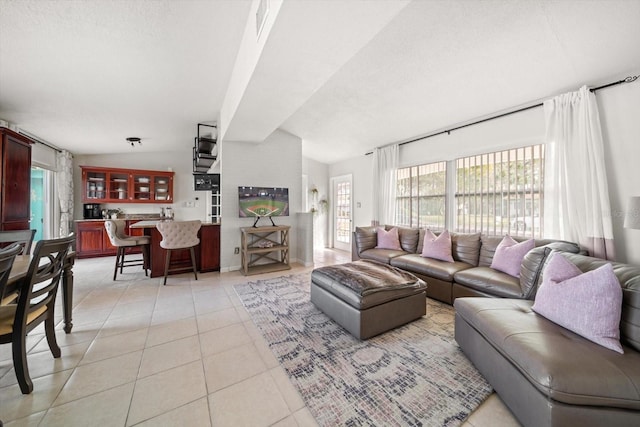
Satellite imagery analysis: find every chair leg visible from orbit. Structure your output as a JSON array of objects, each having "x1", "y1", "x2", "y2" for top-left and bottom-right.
[
  {"x1": 113, "y1": 247, "x2": 121, "y2": 280},
  {"x1": 190, "y1": 247, "x2": 198, "y2": 281},
  {"x1": 142, "y1": 244, "x2": 149, "y2": 276},
  {"x1": 13, "y1": 331, "x2": 33, "y2": 394},
  {"x1": 163, "y1": 249, "x2": 171, "y2": 286},
  {"x1": 120, "y1": 247, "x2": 126, "y2": 274},
  {"x1": 45, "y1": 311, "x2": 61, "y2": 358}
]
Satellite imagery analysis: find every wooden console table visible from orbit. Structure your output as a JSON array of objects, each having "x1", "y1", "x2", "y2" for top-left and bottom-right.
[{"x1": 241, "y1": 225, "x2": 291, "y2": 276}]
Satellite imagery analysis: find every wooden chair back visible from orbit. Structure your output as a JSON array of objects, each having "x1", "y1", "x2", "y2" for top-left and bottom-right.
[{"x1": 0, "y1": 229, "x2": 36, "y2": 255}]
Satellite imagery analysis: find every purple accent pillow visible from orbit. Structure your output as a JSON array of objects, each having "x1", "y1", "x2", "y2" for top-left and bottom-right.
[
  {"x1": 375, "y1": 227, "x2": 402, "y2": 250},
  {"x1": 490, "y1": 235, "x2": 534, "y2": 277},
  {"x1": 532, "y1": 253, "x2": 623, "y2": 354},
  {"x1": 421, "y1": 229, "x2": 454, "y2": 262}
]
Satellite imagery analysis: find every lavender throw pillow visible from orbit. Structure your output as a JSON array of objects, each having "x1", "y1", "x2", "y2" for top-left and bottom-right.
[
  {"x1": 490, "y1": 235, "x2": 534, "y2": 277},
  {"x1": 375, "y1": 227, "x2": 402, "y2": 250},
  {"x1": 421, "y1": 229, "x2": 454, "y2": 262},
  {"x1": 532, "y1": 253, "x2": 623, "y2": 354}
]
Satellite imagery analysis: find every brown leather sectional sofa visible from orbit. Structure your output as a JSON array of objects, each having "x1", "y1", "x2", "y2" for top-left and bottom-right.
[
  {"x1": 351, "y1": 225, "x2": 581, "y2": 305},
  {"x1": 351, "y1": 225, "x2": 640, "y2": 426}
]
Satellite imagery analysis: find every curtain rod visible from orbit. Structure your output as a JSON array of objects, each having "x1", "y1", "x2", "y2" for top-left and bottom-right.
[
  {"x1": 18, "y1": 129, "x2": 62, "y2": 153},
  {"x1": 366, "y1": 74, "x2": 639, "y2": 155}
]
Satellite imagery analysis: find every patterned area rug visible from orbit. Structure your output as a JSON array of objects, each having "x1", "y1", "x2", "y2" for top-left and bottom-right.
[{"x1": 234, "y1": 274, "x2": 492, "y2": 427}]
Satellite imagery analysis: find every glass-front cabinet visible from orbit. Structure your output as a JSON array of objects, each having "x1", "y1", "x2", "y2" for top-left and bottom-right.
[{"x1": 81, "y1": 166, "x2": 174, "y2": 203}]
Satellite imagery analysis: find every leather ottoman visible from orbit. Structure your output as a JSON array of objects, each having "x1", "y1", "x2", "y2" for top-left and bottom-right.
[{"x1": 310, "y1": 260, "x2": 427, "y2": 339}]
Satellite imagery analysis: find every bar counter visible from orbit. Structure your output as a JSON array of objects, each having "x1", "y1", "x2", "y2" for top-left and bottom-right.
[{"x1": 130, "y1": 220, "x2": 220, "y2": 278}]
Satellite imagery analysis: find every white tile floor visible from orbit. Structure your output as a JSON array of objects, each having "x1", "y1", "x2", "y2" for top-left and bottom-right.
[{"x1": 0, "y1": 249, "x2": 520, "y2": 426}]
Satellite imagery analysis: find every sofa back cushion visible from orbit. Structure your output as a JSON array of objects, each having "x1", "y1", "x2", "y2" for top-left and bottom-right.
[
  {"x1": 451, "y1": 232, "x2": 481, "y2": 266},
  {"x1": 478, "y1": 236, "x2": 503, "y2": 266},
  {"x1": 556, "y1": 252, "x2": 640, "y2": 353},
  {"x1": 521, "y1": 241, "x2": 582, "y2": 299},
  {"x1": 386, "y1": 225, "x2": 420, "y2": 253},
  {"x1": 354, "y1": 226, "x2": 377, "y2": 254}
]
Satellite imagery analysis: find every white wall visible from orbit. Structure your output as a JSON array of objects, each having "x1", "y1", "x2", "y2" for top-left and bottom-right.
[
  {"x1": 597, "y1": 82, "x2": 640, "y2": 264},
  {"x1": 72, "y1": 151, "x2": 208, "y2": 221},
  {"x1": 302, "y1": 156, "x2": 329, "y2": 247},
  {"x1": 220, "y1": 129, "x2": 302, "y2": 271},
  {"x1": 331, "y1": 84, "x2": 640, "y2": 264}
]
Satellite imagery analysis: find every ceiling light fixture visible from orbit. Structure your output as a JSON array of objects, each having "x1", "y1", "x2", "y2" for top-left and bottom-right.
[{"x1": 126, "y1": 137, "x2": 141, "y2": 147}]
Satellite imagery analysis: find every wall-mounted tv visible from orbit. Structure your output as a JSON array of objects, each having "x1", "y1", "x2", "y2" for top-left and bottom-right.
[{"x1": 238, "y1": 187, "x2": 289, "y2": 218}]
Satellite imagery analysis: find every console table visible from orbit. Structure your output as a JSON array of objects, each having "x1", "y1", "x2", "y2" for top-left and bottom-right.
[{"x1": 241, "y1": 225, "x2": 291, "y2": 276}]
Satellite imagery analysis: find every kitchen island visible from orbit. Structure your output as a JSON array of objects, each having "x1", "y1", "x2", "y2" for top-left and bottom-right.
[{"x1": 130, "y1": 220, "x2": 220, "y2": 278}]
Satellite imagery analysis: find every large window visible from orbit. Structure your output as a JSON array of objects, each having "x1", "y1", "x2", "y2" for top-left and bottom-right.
[
  {"x1": 455, "y1": 144, "x2": 544, "y2": 238},
  {"x1": 396, "y1": 162, "x2": 446, "y2": 228}
]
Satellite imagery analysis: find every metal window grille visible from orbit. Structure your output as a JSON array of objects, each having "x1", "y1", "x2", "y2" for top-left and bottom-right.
[
  {"x1": 395, "y1": 161, "x2": 447, "y2": 229},
  {"x1": 455, "y1": 144, "x2": 545, "y2": 238}
]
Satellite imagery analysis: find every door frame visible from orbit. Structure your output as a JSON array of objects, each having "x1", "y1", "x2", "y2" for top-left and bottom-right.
[{"x1": 330, "y1": 174, "x2": 353, "y2": 251}]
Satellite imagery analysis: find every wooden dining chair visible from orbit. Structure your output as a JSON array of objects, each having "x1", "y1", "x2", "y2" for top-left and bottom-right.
[
  {"x1": 0, "y1": 229, "x2": 36, "y2": 255},
  {"x1": 0, "y1": 244, "x2": 22, "y2": 305},
  {"x1": 156, "y1": 220, "x2": 201, "y2": 286},
  {"x1": 0, "y1": 234, "x2": 74, "y2": 394}
]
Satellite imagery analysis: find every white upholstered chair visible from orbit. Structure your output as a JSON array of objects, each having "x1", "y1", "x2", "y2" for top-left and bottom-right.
[
  {"x1": 104, "y1": 220, "x2": 150, "y2": 280},
  {"x1": 155, "y1": 220, "x2": 201, "y2": 286}
]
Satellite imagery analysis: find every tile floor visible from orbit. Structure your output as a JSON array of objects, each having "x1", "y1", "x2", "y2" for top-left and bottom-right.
[{"x1": 0, "y1": 249, "x2": 520, "y2": 426}]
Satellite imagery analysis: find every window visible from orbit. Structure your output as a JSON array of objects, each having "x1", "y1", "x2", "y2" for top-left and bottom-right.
[
  {"x1": 396, "y1": 162, "x2": 446, "y2": 228},
  {"x1": 455, "y1": 144, "x2": 544, "y2": 238}
]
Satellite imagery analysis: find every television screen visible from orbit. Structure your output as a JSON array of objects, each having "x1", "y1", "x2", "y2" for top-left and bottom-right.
[{"x1": 238, "y1": 186, "x2": 289, "y2": 217}]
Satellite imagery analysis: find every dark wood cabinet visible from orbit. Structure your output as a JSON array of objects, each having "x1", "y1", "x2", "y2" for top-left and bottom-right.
[
  {"x1": 200, "y1": 224, "x2": 221, "y2": 272},
  {"x1": 1, "y1": 127, "x2": 33, "y2": 230},
  {"x1": 76, "y1": 221, "x2": 220, "y2": 273},
  {"x1": 81, "y1": 166, "x2": 174, "y2": 204},
  {"x1": 75, "y1": 221, "x2": 117, "y2": 257}
]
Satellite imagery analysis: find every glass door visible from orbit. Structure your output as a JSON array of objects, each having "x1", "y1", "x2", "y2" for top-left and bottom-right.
[
  {"x1": 332, "y1": 175, "x2": 352, "y2": 252},
  {"x1": 30, "y1": 167, "x2": 55, "y2": 241}
]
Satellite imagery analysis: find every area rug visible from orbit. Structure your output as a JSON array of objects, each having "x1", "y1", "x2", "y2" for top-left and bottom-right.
[{"x1": 234, "y1": 274, "x2": 492, "y2": 427}]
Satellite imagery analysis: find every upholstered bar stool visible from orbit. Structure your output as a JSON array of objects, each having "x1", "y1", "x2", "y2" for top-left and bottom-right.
[
  {"x1": 104, "y1": 220, "x2": 150, "y2": 280},
  {"x1": 156, "y1": 220, "x2": 201, "y2": 286}
]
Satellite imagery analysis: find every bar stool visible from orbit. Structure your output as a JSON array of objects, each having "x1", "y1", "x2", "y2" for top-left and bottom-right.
[
  {"x1": 156, "y1": 220, "x2": 201, "y2": 286},
  {"x1": 104, "y1": 220, "x2": 150, "y2": 280}
]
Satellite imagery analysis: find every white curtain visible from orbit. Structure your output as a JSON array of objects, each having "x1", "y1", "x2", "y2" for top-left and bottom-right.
[
  {"x1": 543, "y1": 85, "x2": 615, "y2": 260},
  {"x1": 56, "y1": 150, "x2": 74, "y2": 237},
  {"x1": 372, "y1": 144, "x2": 398, "y2": 226}
]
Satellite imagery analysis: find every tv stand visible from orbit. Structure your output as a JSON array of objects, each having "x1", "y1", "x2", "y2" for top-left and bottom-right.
[
  {"x1": 240, "y1": 225, "x2": 291, "y2": 276},
  {"x1": 252, "y1": 215, "x2": 275, "y2": 227}
]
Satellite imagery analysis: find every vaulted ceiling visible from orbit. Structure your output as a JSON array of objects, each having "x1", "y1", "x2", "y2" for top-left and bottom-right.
[{"x1": 1, "y1": 0, "x2": 639, "y2": 164}]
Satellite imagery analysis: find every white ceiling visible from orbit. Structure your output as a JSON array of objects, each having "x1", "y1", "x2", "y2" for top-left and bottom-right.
[{"x1": 1, "y1": 0, "x2": 639, "y2": 164}]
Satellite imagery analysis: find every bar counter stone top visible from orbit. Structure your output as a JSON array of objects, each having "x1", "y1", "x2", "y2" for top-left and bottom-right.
[{"x1": 130, "y1": 220, "x2": 220, "y2": 228}]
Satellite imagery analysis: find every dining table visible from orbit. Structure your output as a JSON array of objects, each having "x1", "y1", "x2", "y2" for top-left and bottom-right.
[{"x1": 4, "y1": 251, "x2": 76, "y2": 333}]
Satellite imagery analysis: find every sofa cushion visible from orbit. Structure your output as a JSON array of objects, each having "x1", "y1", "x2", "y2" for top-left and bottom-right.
[
  {"x1": 359, "y1": 248, "x2": 409, "y2": 265},
  {"x1": 559, "y1": 253, "x2": 640, "y2": 353},
  {"x1": 392, "y1": 225, "x2": 420, "y2": 253},
  {"x1": 451, "y1": 232, "x2": 481, "y2": 266},
  {"x1": 533, "y1": 254, "x2": 623, "y2": 353},
  {"x1": 376, "y1": 227, "x2": 402, "y2": 250},
  {"x1": 454, "y1": 266, "x2": 523, "y2": 298},
  {"x1": 421, "y1": 229, "x2": 454, "y2": 262},
  {"x1": 478, "y1": 235, "x2": 503, "y2": 267},
  {"x1": 490, "y1": 236, "x2": 535, "y2": 277},
  {"x1": 454, "y1": 297, "x2": 640, "y2": 410},
  {"x1": 391, "y1": 254, "x2": 473, "y2": 282},
  {"x1": 354, "y1": 226, "x2": 377, "y2": 253},
  {"x1": 519, "y1": 241, "x2": 582, "y2": 300}
]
